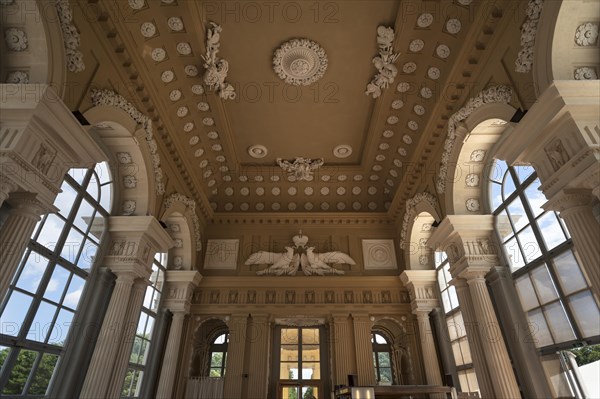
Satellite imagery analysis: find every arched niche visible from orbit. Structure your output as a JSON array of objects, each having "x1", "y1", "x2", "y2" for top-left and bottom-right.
[
  {"x1": 161, "y1": 201, "x2": 197, "y2": 270},
  {"x1": 371, "y1": 316, "x2": 415, "y2": 385},
  {"x1": 1, "y1": 0, "x2": 67, "y2": 96},
  {"x1": 189, "y1": 317, "x2": 229, "y2": 378},
  {"x1": 444, "y1": 103, "x2": 516, "y2": 216},
  {"x1": 405, "y1": 212, "x2": 436, "y2": 270},
  {"x1": 534, "y1": 0, "x2": 600, "y2": 95},
  {"x1": 84, "y1": 105, "x2": 156, "y2": 216}
]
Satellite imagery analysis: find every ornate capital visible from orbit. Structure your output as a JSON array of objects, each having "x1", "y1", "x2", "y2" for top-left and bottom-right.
[
  {"x1": 458, "y1": 265, "x2": 492, "y2": 283},
  {"x1": 543, "y1": 188, "x2": 594, "y2": 213},
  {"x1": 7, "y1": 193, "x2": 55, "y2": 219},
  {"x1": 399, "y1": 270, "x2": 439, "y2": 314}
]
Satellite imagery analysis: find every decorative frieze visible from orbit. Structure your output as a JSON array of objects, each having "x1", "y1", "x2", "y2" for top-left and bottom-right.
[
  {"x1": 365, "y1": 26, "x2": 399, "y2": 98},
  {"x1": 55, "y1": 0, "x2": 85, "y2": 72},
  {"x1": 400, "y1": 192, "x2": 438, "y2": 243},
  {"x1": 575, "y1": 22, "x2": 598, "y2": 47},
  {"x1": 515, "y1": 0, "x2": 543, "y2": 73},
  {"x1": 164, "y1": 193, "x2": 202, "y2": 251}
]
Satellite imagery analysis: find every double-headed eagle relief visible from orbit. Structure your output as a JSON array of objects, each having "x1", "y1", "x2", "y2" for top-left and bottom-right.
[{"x1": 245, "y1": 232, "x2": 355, "y2": 276}]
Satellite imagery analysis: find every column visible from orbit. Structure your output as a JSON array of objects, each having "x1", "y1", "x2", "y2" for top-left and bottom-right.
[
  {"x1": 79, "y1": 271, "x2": 138, "y2": 398},
  {"x1": 399, "y1": 271, "x2": 444, "y2": 397},
  {"x1": 0, "y1": 179, "x2": 17, "y2": 208},
  {"x1": 155, "y1": 271, "x2": 202, "y2": 399},
  {"x1": 106, "y1": 278, "x2": 149, "y2": 398},
  {"x1": 462, "y1": 267, "x2": 520, "y2": 399},
  {"x1": 246, "y1": 314, "x2": 270, "y2": 399},
  {"x1": 451, "y1": 278, "x2": 495, "y2": 399},
  {"x1": 430, "y1": 308, "x2": 458, "y2": 389},
  {"x1": 353, "y1": 314, "x2": 376, "y2": 386},
  {"x1": 0, "y1": 193, "x2": 50, "y2": 299},
  {"x1": 544, "y1": 189, "x2": 600, "y2": 300},
  {"x1": 331, "y1": 314, "x2": 354, "y2": 386},
  {"x1": 223, "y1": 314, "x2": 248, "y2": 399}
]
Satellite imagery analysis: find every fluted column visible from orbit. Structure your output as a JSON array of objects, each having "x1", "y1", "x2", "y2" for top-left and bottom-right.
[
  {"x1": 462, "y1": 268, "x2": 520, "y2": 399},
  {"x1": 80, "y1": 271, "x2": 137, "y2": 399},
  {"x1": 246, "y1": 314, "x2": 270, "y2": 398},
  {"x1": 223, "y1": 314, "x2": 248, "y2": 399},
  {"x1": 451, "y1": 278, "x2": 494, "y2": 399},
  {"x1": 415, "y1": 311, "x2": 444, "y2": 388},
  {"x1": 331, "y1": 314, "x2": 353, "y2": 386},
  {"x1": 353, "y1": 314, "x2": 376, "y2": 386},
  {"x1": 106, "y1": 278, "x2": 150, "y2": 398},
  {"x1": 544, "y1": 189, "x2": 600, "y2": 300},
  {"x1": 156, "y1": 271, "x2": 202, "y2": 398},
  {"x1": 0, "y1": 179, "x2": 17, "y2": 208},
  {"x1": 0, "y1": 193, "x2": 50, "y2": 299},
  {"x1": 156, "y1": 312, "x2": 186, "y2": 398}
]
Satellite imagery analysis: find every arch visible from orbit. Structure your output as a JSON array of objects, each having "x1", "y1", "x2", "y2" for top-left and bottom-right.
[
  {"x1": 371, "y1": 316, "x2": 415, "y2": 385},
  {"x1": 400, "y1": 193, "x2": 440, "y2": 270},
  {"x1": 189, "y1": 318, "x2": 229, "y2": 377},
  {"x1": 83, "y1": 105, "x2": 156, "y2": 216},
  {"x1": 444, "y1": 103, "x2": 516, "y2": 216},
  {"x1": 161, "y1": 194, "x2": 202, "y2": 269},
  {"x1": 534, "y1": 0, "x2": 600, "y2": 95}
]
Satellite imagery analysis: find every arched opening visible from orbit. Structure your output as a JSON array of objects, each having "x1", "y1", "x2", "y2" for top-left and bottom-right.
[
  {"x1": 406, "y1": 212, "x2": 436, "y2": 270},
  {"x1": 371, "y1": 318, "x2": 415, "y2": 386}
]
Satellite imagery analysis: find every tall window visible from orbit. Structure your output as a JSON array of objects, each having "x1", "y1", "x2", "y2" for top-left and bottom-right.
[
  {"x1": 435, "y1": 252, "x2": 480, "y2": 394},
  {"x1": 371, "y1": 332, "x2": 393, "y2": 384},
  {"x1": 121, "y1": 253, "x2": 167, "y2": 398},
  {"x1": 0, "y1": 164, "x2": 112, "y2": 397},
  {"x1": 278, "y1": 327, "x2": 322, "y2": 399},
  {"x1": 208, "y1": 332, "x2": 228, "y2": 377},
  {"x1": 489, "y1": 160, "x2": 599, "y2": 350}
]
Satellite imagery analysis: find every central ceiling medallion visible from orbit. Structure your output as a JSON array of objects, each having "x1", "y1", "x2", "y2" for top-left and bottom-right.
[
  {"x1": 277, "y1": 157, "x2": 324, "y2": 181},
  {"x1": 273, "y1": 39, "x2": 328, "y2": 86}
]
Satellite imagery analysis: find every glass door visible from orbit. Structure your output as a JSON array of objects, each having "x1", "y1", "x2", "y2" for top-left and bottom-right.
[{"x1": 277, "y1": 327, "x2": 323, "y2": 399}]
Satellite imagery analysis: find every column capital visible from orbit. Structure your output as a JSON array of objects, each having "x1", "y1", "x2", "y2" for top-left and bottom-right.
[
  {"x1": 399, "y1": 270, "x2": 439, "y2": 314},
  {"x1": 7, "y1": 192, "x2": 56, "y2": 218},
  {"x1": 543, "y1": 188, "x2": 594, "y2": 213},
  {"x1": 162, "y1": 271, "x2": 202, "y2": 313}
]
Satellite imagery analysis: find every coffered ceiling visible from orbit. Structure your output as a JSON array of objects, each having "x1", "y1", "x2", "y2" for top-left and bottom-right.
[{"x1": 100, "y1": 0, "x2": 503, "y2": 215}]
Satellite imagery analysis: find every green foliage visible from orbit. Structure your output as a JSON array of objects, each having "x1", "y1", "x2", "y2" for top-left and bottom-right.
[
  {"x1": 569, "y1": 344, "x2": 600, "y2": 367},
  {"x1": 0, "y1": 348, "x2": 58, "y2": 395},
  {"x1": 303, "y1": 386, "x2": 315, "y2": 399}
]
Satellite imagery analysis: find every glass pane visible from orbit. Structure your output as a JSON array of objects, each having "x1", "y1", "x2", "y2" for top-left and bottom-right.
[
  {"x1": 136, "y1": 312, "x2": 148, "y2": 336},
  {"x1": 513, "y1": 165, "x2": 535, "y2": 184},
  {"x1": 37, "y1": 214, "x2": 65, "y2": 251},
  {"x1": 144, "y1": 315, "x2": 155, "y2": 337},
  {"x1": 68, "y1": 168, "x2": 88, "y2": 185},
  {"x1": 0, "y1": 346, "x2": 9, "y2": 370},
  {"x1": 302, "y1": 362, "x2": 320, "y2": 379},
  {"x1": 374, "y1": 333, "x2": 387, "y2": 344},
  {"x1": 378, "y1": 352, "x2": 391, "y2": 367},
  {"x1": 452, "y1": 341, "x2": 465, "y2": 366},
  {"x1": 280, "y1": 362, "x2": 299, "y2": 379},
  {"x1": 441, "y1": 291, "x2": 451, "y2": 314},
  {"x1": 490, "y1": 160, "x2": 508, "y2": 184},
  {"x1": 44, "y1": 265, "x2": 70, "y2": 303},
  {"x1": 282, "y1": 386, "x2": 299, "y2": 399},
  {"x1": 379, "y1": 368, "x2": 392, "y2": 383},
  {"x1": 502, "y1": 168, "x2": 516, "y2": 200},
  {"x1": 73, "y1": 199, "x2": 95, "y2": 233},
  {"x1": 527, "y1": 309, "x2": 553, "y2": 348},
  {"x1": 130, "y1": 336, "x2": 143, "y2": 364},
  {"x1": 137, "y1": 339, "x2": 150, "y2": 366},
  {"x1": 99, "y1": 183, "x2": 112, "y2": 212},
  {"x1": 496, "y1": 210, "x2": 513, "y2": 242},
  {"x1": 465, "y1": 368, "x2": 480, "y2": 393},
  {"x1": 458, "y1": 371, "x2": 470, "y2": 393},
  {"x1": 63, "y1": 274, "x2": 86, "y2": 309},
  {"x1": 302, "y1": 328, "x2": 319, "y2": 344},
  {"x1": 94, "y1": 162, "x2": 112, "y2": 185},
  {"x1": 507, "y1": 197, "x2": 528, "y2": 232},
  {"x1": 568, "y1": 291, "x2": 600, "y2": 338},
  {"x1": 48, "y1": 308, "x2": 74, "y2": 346},
  {"x1": 281, "y1": 345, "x2": 299, "y2": 361},
  {"x1": 60, "y1": 228, "x2": 85, "y2": 263},
  {"x1": 55, "y1": 181, "x2": 78, "y2": 218},
  {"x1": 517, "y1": 226, "x2": 541, "y2": 263},
  {"x1": 77, "y1": 239, "x2": 98, "y2": 270},
  {"x1": 214, "y1": 333, "x2": 226, "y2": 344},
  {"x1": 552, "y1": 250, "x2": 588, "y2": 295},
  {"x1": 302, "y1": 345, "x2": 320, "y2": 362},
  {"x1": 1, "y1": 291, "x2": 33, "y2": 336},
  {"x1": 504, "y1": 237, "x2": 525, "y2": 270},
  {"x1": 524, "y1": 179, "x2": 545, "y2": 217},
  {"x1": 210, "y1": 352, "x2": 224, "y2": 367},
  {"x1": 459, "y1": 337, "x2": 472, "y2": 364},
  {"x1": 301, "y1": 386, "x2": 319, "y2": 398},
  {"x1": 537, "y1": 212, "x2": 567, "y2": 250},
  {"x1": 27, "y1": 301, "x2": 57, "y2": 342},
  {"x1": 281, "y1": 328, "x2": 299, "y2": 344},
  {"x1": 448, "y1": 285, "x2": 458, "y2": 311},
  {"x1": 15, "y1": 252, "x2": 49, "y2": 294},
  {"x1": 530, "y1": 265, "x2": 559, "y2": 305},
  {"x1": 209, "y1": 368, "x2": 222, "y2": 377},
  {"x1": 515, "y1": 275, "x2": 539, "y2": 311},
  {"x1": 490, "y1": 181, "x2": 503, "y2": 212},
  {"x1": 434, "y1": 251, "x2": 447, "y2": 267},
  {"x1": 2, "y1": 350, "x2": 38, "y2": 395},
  {"x1": 121, "y1": 369, "x2": 143, "y2": 397},
  {"x1": 544, "y1": 301, "x2": 576, "y2": 343},
  {"x1": 28, "y1": 353, "x2": 59, "y2": 395}
]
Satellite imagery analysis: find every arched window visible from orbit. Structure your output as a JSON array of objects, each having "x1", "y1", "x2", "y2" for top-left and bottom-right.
[
  {"x1": 489, "y1": 160, "x2": 599, "y2": 350},
  {"x1": 0, "y1": 163, "x2": 112, "y2": 396},
  {"x1": 121, "y1": 252, "x2": 167, "y2": 397},
  {"x1": 208, "y1": 332, "x2": 228, "y2": 377},
  {"x1": 371, "y1": 332, "x2": 393, "y2": 384},
  {"x1": 435, "y1": 252, "x2": 479, "y2": 394}
]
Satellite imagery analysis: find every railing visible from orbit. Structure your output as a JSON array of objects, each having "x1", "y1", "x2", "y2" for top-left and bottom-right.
[{"x1": 185, "y1": 377, "x2": 224, "y2": 399}]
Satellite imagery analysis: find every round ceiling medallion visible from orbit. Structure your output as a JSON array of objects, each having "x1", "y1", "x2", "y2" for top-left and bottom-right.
[
  {"x1": 248, "y1": 145, "x2": 268, "y2": 158},
  {"x1": 333, "y1": 144, "x2": 352, "y2": 158},
  {"x1": 273, "y1": 38, "x2": 328, "y2": 86}
]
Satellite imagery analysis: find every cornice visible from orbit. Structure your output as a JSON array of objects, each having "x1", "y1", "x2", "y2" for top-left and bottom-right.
[{"x1": 208, "y1": 212, "x2": 395, "y2": 226}]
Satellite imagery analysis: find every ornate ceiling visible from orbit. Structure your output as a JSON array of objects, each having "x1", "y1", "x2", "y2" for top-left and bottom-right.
[{"x1": 77, "y1": 0, "x2": 529, "y2": 217}]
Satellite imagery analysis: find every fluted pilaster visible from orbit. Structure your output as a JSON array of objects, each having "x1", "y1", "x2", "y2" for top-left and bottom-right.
[
  {"x1": 353, "y1": 314, "x2": 376, "y2": 386},
  {"x1": 223, "y1": 314, "x2": 248, "y2": 399},
  {"x1": 246, "y1": 314, "x2": 270, "y2": 398},
  {"x1": 415, "y1": 312, "x2": 444, "y2": 388},
  {"x1": 332, "y1": 314, "x2": 353, "y2": 386},
  {"x1": 0, "y1": 194, "x2": 48, "y2": 299},
  {"x1": 465, "y1": 273, "x2": 520, "y2": 399},
  {"x1": 156, "y1": 312, "x2": 186, "y2": 398}
]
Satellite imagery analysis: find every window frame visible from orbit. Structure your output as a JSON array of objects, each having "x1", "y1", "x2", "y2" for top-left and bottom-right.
[
  {"x1": 371, "y1": 332, "x2": 394, "y2": 384},
  {"x1": 207, "y1": 332, "x2": 228, "y2": 378}
]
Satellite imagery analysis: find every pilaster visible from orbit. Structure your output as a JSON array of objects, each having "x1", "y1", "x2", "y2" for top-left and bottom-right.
[
  {"x1": 223, "y1": 314, "x2": 248, "y2": 399},
  {"x1": 331, "y1": 313, "x2": 353, "y2": 386},
  {"x1": 352, "y1": 314, "x2": 376, "y2": 386},
  {"x1": 246, "y1": 314, "x2": 270, "y2": 399}
]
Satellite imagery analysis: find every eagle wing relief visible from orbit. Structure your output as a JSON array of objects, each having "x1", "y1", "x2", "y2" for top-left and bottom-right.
[
  {"x1": 304, "y1": 247, "x2": 356, "y2": 275},
  {"x1": 246, "y1": 247, "x2": 296, "y2": 276}
]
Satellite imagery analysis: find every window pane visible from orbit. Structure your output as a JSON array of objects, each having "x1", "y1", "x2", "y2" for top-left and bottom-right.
[
  {"x1": 490, "y1": 182, "x2": 503, "y2": 212},
  {"x1": 537, "y1": 212, "x2": 567, "y2": 250},
  {"x1": 73, "y1": 199, "x2": 95, "y2": 233},
  {"x1": 209, "y1": 368, "x2": 222, "y2": 377},
  {"x1": 502, "y1": 169, "x2": 516, "y2": 200},
  {"x1": 48, "y1": 308, "x2": 74, "y2": 346},
  {"x1": 513, "y1": 165, "x2": 535, "y2": 184},
  {"x1": 55, "y1": 181, "x2": 78, "y2": 218},
  {"x1": 60, "y1": 228, "x2": 85, "y2": 263},
  {"x1": 441, "y1": 291, "x2": 451, "y2": 314},
  {"x1": 496, "y1": 210, "x2": 513, "y2": 242},
  {"x1": 515, "y1": 275, "x2": 539, "y2": 311},
  {"x1": 504, "y1": 237, "x2": 525, "y2": 270},
  {"x1": 378, "y1": 352, "x2": 390, "y2": 367},
  {"x1": 37, "y1": 214, "x2": 65, "y2": 251},
  {"x1": 99, "y1": 183, "x2": 112, "y2": 212},
  {"x1": 568, "y1": 291, "x2": 600, "y2": 338},
  {"x1": 282, "y1": 386, "x2": 299, "y2": 399},
  {"x1": 77, "y1": 239, "x2": 98, "y2": 270},
  {"x1": 44, "y1": 265, "x2": 70, "y2": 303},
  {"x1": 527, "y1": 309, "x2": 553, "y2": 347},
  {"x1": 28, "y1": 353, "x2": 59, "y2": 395},
  {"x1": 15, "y1": 252, "x2": 49, "y2": 294},
  {"x1": 448, "y1": 285, "x2": 458, "y2": 311},
  {"x1": 552, "y1": 251, "x2": 588, "y2": 295},
  {"x1": 63, "y1": 274, "x2": 86, "y2": 309},
  {"x1": 459, "y1": 337, "x2": 472, "y2": 364},
  {"x1": 214, "y1": 333, "x2": 226, "y2": 344},
  {"x1": 490, "y1": 160, "x2": 508, "y2": 184},
  {"x1": 452, "y1": 341, "x2": 465, "y2": 366},
  {"x1": 281, "y1": 345, "x2": 299, "y2": 361},
  {"x1": 27, "y1": 300, "x2": 57, "y2": 342},
  {"x1": 379, "y1": 367, "x2": 392, "y2": 383},
  {"x1": 544, "y1": 301, "x2": 576, "y2": 343},
  {"x1": 530, "y1": 265, "x2": 559, "y2": 305},
  {"x1": 517, "y1": 226, "x2": 541, "y2": 263},
  {"x1": 280, "y1": 362, "x2": 299, "y2": 379},
  {"x1": 1, "y1": 291, "x2": 33, "y2": 336},
  {"x1": 302, "y1": 345, "x2": 320, "y2": 362},
  {"x1": 0, "y1": 346, "x2": 9, "y2": 370},
  {"x1": 130, "y1": 336, "x2": 143, "y2": 364},
  {"x1": 507, "y1": 197, "x2": 528, "y2": 231},
  {"x1": 281, "y1": 328, "x2": 299, "y2": 344},
  {"x1": 68, "y1": 168, "x2": 88, "y2": 185},
  {"x1": 303, "y1": 328, "x2": 319, "y2": 344},
  {"x1": 210, "y1": 352, "x2": 224, "y2": 367},
  {"x1": 302, "y1": 362, "x2": 320, "y2": 379},
  {"x1": 2, "y1": 350, "x2": 38, "y2": 395},
  {"x1": 524, "y1": 179, "x2": 545, "y2": 217},
  {"x1": 374, "y1": 333, "x2": 387, "y2": 344}
]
